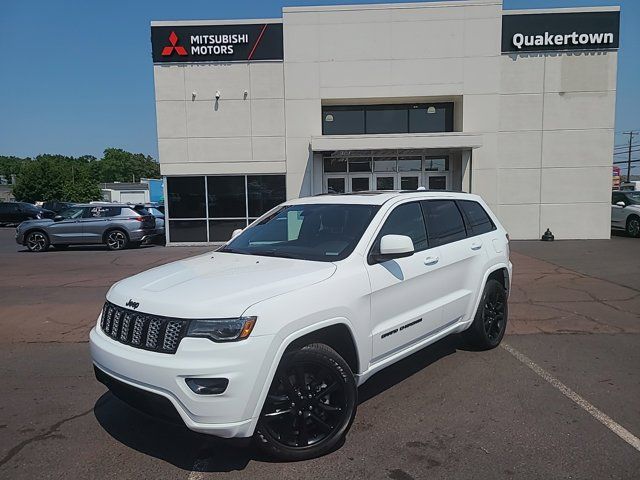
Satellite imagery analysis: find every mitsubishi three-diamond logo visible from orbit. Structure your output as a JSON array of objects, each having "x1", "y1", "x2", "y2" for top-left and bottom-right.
[{"x1": 161, "y1": 31, "x2": 188, "y2": 56}]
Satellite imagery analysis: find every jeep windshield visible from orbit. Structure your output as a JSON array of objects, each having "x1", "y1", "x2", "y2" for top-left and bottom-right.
[{"x1": 219, "y1": 203, "x2": 380, "y2": 262}]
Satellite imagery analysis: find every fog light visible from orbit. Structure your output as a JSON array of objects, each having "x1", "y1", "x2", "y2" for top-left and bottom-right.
[{"x1": 186, "y1": 378, "x2": 229, "y2": 395}]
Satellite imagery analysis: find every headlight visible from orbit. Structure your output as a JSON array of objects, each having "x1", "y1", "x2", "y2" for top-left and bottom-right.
[{"x1": 186, "y1": 316, "x2": 257, "y2": 342}]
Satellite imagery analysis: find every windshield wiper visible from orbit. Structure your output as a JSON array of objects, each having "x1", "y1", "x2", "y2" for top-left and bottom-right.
[{"x1": 252, "y1": 250, "x2": 302, "y2": 260}]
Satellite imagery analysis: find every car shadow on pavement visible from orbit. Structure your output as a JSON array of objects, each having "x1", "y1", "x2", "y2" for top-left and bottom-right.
[
  {"x1": 94, "y1": 392, "x2": 265, "y2": 472},
  {"x1": 94, "y1": 335, "x2": 463, "y2": 471}
]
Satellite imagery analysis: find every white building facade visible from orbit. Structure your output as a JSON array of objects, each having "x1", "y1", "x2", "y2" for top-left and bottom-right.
[{"x1": 151, "y1": 0, "x2": 619, "y2": 243}]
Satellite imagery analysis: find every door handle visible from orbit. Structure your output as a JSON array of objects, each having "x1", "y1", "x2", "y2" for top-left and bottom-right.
[
  {"x1": 471, "y1": 242, "x2": 482, "y2": 251},
  {"x1": 424, "y1": 256, "x2": 439, "y2": 266}
]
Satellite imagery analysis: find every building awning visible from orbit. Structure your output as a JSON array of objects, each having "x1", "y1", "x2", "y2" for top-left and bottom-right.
[{"x1": 311, "y1": 132, "x2": 483, "y2": 152}]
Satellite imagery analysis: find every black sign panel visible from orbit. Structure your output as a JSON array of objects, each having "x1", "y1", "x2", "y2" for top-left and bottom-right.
[
  {"x1": 151, "y1": 23, "x2": 283, "y2": 63},
  {"x1": 502, "y1": 11, "x2": 619, "y2": 53}
]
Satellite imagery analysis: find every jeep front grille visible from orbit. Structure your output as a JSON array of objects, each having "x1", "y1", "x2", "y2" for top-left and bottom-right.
[{"x1": 100, "y1": 302, "x2": 188, "y2": 354}]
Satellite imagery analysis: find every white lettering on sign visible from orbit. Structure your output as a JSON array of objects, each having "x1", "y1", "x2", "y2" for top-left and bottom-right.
[
  {"x1": 189, "y1": 33, "x2": 249, "y2": 56},
  {"x1": 512, "y1": 31, "x2": 614, "y2": 49}
]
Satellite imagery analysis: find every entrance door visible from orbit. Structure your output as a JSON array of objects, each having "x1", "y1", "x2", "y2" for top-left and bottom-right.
[
  {"x1": 374, "y1": 174, "x2": 396, "y2": 191},
  {"x1": 350, "y1": 175, "x2": 371, "y2": 192},
  {"x1": 425, "y1": 172, "x2": 450, "y2": 190},
  {"x1": 399, "y1": 174, "x2": 420, "y2": 191},
  {"x1": 325, "y1": 175, "x2": 347, "y2": 194}
]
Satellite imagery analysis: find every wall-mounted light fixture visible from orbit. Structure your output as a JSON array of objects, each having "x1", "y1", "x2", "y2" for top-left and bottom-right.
[
  {"x1": 192, "y1": 91, "x2": 197, "y2": 100},
  {"x1": 324, "y1": 114, "x2": 334, "y2": 122},
  {"x1": 215, "y1": 90, "x2": 221, "y2": 99},
  {"x1": 426, "y1": 106, "x2": 436, "y2": 114},
  {"x1": 243, "y1": 90, "x2": 248, "y2": 99}
]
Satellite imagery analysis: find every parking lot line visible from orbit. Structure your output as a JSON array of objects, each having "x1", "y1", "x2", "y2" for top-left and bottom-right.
[{"x1": 501, "y1": 342, "x2": 640, "y2": 453}]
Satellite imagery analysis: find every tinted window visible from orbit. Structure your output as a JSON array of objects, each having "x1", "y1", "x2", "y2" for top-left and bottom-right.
[
  {"x1": 322, "y1": 107, "x2": 365, "y2": 135},
  {"x1": 167, "y1": 176, "x2": 206, "y2": 218},
  {"x1": 422, "y1": 200, "x2": 467, "y2": 247},
  {"x1": 208, "y1": 176, "x2": 246, "y2": 218},
  {"x1": 366, "y1": 105, "x2": 408, "y2": 134},
  {"x1": 169, "y1": 220, "x2": 207, "y2": 242},
  {"x1": 0, "y1": 203, "x2": 10, "y2": 213},
  {"x1": 247, "y1": 175, "x2": 286, "y2": 217},
  {"x1": 458, "y1": 200, "x2": 495, "y2": 236},
  {"x1": 89, "y1": 206, "x2": 122, "y2": 218},
  {"x1": 209, "y1": 219, "x2": 247, "y2": 242},
  {"x1": 409, "y1": 104, "x2": 453, "y2": 133},
  {"x1": 374, "y1": 202, "x2": 428, "y2": 253}
]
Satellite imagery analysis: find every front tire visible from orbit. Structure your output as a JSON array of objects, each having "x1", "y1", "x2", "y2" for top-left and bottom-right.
[
  {"x1": 254, "y1": 343, "x2": 357, "y2": 461},
  {"x1": 25, "y1": 231, "x2": 50, "y2": 252},
  {"x1": 105, "y1": 229, "x2": 129, "y2": 250},
  {"x1": 464, "y1": 279, "x2": 508, "y2": 350},
  {"x1": 626, "y1": 215, "x2": 640, "y2": 238}
]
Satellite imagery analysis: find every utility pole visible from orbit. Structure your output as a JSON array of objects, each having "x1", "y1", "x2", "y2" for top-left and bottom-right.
[{"x1": 622, "y1": 131, "x2": 635, "y2": 183}]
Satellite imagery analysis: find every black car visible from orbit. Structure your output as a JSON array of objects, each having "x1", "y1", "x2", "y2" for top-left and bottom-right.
[
  {"x1": 42, "y1": 201, "x2": 74, "y2": 213},
  {"x1": 0, "y1": 202, "x2": 55, "y2": 225}
]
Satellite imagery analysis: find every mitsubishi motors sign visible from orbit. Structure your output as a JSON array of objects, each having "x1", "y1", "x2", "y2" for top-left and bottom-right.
[
  {"x1": 151, "y1": 23, "x2": 283, "y2": 63},
  {"x1": 502, "y1": 11, "x2": 619, "y2": 53}
]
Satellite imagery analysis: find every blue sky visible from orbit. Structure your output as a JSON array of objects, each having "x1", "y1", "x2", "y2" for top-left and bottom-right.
[{"x1": 1, "y1": 0, "x2": 638, "y2": 171}]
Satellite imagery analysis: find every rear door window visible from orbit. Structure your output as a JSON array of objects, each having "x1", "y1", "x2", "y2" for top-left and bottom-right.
[
  {"x1": 372, "y1": 201, "x2": 428, "y2": 254},
  {"x1": 421, "y1": 200, "x2": 467, "y2": 247},
  {"x1": 457, "y1": 200, "x2": 495, "y2": 236}
]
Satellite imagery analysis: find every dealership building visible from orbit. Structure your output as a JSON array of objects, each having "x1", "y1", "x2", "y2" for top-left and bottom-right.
[{"x1": 151, "y1": 0, "x2": 620, "y2": 243}]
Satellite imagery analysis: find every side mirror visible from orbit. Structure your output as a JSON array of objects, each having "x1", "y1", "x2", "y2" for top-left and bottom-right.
[
  {"x1": 54, "y1": 215, "x2": 64, "y2": 222},
  {"x1": 616, "y1": 201, "x2": 626, "y2": 208},
  {"x1": 230, "y1": 228, "x2": 243, "y2": 240},
  {"x1": 374, "y1": 234, "x2": 415, "y2": 262}
]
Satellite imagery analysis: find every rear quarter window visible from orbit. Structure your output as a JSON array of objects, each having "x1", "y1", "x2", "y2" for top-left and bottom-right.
[{"x1": 457, "y1": 200, "x2": 495, "y2": 236}]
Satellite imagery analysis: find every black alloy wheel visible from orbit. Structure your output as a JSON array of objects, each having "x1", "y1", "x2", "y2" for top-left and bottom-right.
[
  {"x1": 106, "y1": 230, "x2": 128, "y2": 250},
  {"x1": 464, "y1": 279, "x2": 508, "y2": 350},
  {"x1": 255, "y1": 343, "x2": 357, "y2": 461},
  {"x1": 626, "y1": 216, "x2": 640, "y2": 238},
  {"x1": 26, "y1": 231, "x2": 49, "y2": 252}
]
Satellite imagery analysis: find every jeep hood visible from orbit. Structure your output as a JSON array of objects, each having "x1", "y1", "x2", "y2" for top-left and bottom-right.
[{"x1": 106, "y1": 251, "x2": 337, "y2": 318}]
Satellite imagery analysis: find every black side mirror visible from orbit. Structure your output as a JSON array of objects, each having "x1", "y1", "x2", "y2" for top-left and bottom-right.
[{"x1": 54, "y1": 215, "x2": 64, "y2": 222}]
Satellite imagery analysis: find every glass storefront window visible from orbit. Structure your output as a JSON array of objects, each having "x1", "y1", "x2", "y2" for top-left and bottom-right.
[
  {"x1": 207, "y1": 176, "x2": 246, "y2": 217},
  {"x1": 209, "y1": 219, "x2": 248, "y2": 242},
  {"x1": 323, "y1": 157, "x2": 347, "y2": 172},
  {"x1": 168, "y1": 220, "x2": 207, "y2": 242},
  {"x1": 248, "y1": 175, "x2": 286, "y2": 218},
  {"x1": 322, "y1": 103, "x2": 454, "y2": 135},
  {"x1": 398, "y1": 157, "x2": 422, "y2": 171},
  {"x1": 373, "y1": 158, "x2": 397, "y2": 172},
  {"x1": 167, "y1": 176, "x2": 206, "y2": 218},
  {"x1": 365, "y1": 105, "x2": 408, "y2": 134},
  {"x1": 327, "y1": 177, "x2": 346, "y2": 194},
  {"x1": 409, "y1": 104, "x2": 453, "y2": 133},
  {"x1": 424, "y1": 157, "x2": 449, "y2": 172},
  {"x1": 348, "y1": 159, "x2": 371, "y2": 172},
  {"x1": 376, "y1": 176, "x2": 395, "y2": 190},
  {"x1": 322, "y1": 107, "x2": 365, "y2": 135},
  {"x1": 167, "y1": 174, "x2": 285, "y2": 243}
]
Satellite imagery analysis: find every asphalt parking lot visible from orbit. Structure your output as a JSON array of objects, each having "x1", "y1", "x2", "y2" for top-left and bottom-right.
[{"x1": 0, "y1": 228, "x2": 638, "y2": 479}]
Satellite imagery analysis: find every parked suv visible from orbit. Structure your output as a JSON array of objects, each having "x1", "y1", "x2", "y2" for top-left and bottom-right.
[
  {"x1": 0, "y1": 202, "x2": 55, "y2": 226},
  {"x1": 90, "y1": 191, "x2": 511, "y2": 460},
  {"x1": 611, "y1": 190, "x2": 640, "y2": 237},
  {"x1": 15, "y1": 203, "x2": 156, "y2": 252}
]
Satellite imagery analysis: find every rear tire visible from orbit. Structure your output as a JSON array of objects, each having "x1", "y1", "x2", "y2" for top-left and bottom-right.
[
  {"x1": 254, "y1": 343, "x2": 357, "y2": 461},
  {"x1": 105, "y1": 229, "x2": 129, "y2": 251},
  {"x1": 25, "y1": 231, "x2": 50, "y2": 252},
  {"x1": 626, "y1": 215, "x2": 640, "y2": 238},
  {"x1": 463, "y1": 279, "x2": 508, "y2": 350}
]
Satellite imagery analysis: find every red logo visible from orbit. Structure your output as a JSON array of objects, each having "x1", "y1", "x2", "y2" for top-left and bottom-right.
[{"x1": 161, "y1": 31, "x2": 187, "y2": 56}]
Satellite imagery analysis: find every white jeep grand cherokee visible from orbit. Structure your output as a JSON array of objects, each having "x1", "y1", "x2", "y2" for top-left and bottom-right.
[{"x1": 90, "y1": 191, "x2": 511, "y2": 460}]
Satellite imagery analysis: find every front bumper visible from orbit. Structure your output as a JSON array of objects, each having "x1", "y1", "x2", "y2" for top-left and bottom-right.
[{"x1": 89, "y1": 325, "x2": 274, "y2": 438}]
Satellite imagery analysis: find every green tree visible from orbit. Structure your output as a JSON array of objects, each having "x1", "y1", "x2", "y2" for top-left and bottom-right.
[
  {"x1": 0, "y1": 156, "x2": 28, "y2": 183},
  {"x1": 12, "y1": 155, "x2": 102, "y2": 203},
  {"x1": 97, "y1": 148, "x2": 160, "y2": 183}
]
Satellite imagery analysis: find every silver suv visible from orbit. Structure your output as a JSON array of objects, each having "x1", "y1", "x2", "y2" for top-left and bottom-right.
[{"x1": 15, "y1": 204, "x2": 156, "y2": 252}]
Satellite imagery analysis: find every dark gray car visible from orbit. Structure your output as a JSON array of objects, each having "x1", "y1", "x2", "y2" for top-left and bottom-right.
[{"x1": 15, "y1": 204, "x2": 156, "y2": 252}]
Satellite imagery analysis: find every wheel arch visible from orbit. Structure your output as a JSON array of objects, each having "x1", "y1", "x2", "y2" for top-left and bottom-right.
[{"x1": 23, "y1": 228, "x2": 49, "y2": 244}]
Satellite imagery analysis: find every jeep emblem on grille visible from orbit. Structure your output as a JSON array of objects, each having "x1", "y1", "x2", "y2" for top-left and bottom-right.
[{"x1": 126, "y1": 299, "x2": 140, "y2": 310}]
